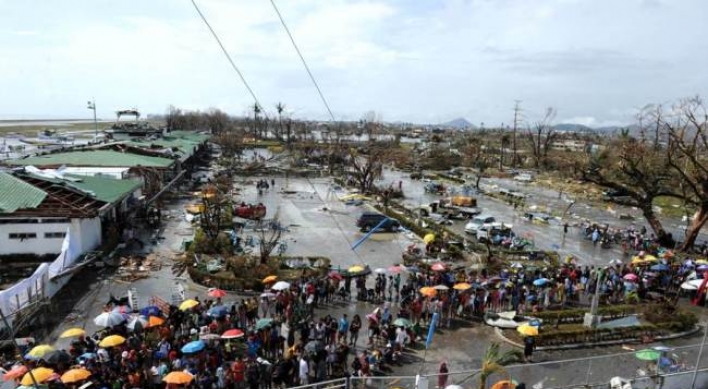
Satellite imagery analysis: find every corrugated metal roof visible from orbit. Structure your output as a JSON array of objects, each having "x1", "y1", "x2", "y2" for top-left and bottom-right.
[
  {"x1": 23, "y1": 172, "x2": 141, "y2": 204},
  {"x1": 0, "y1": 172, "x2": 47, "y2": 213},
  {"x1": 5, "y1": 150, "x2": 174, "y2": 168}
]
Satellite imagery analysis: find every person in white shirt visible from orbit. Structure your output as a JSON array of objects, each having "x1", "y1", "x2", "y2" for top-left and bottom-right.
[{"x1": 299, "y1": 356, "x2": 309, "y2": 385}]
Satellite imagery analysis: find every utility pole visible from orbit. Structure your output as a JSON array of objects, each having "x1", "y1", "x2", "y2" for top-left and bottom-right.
[
  {"x1": 512, "y1": 100, "x2": 522, "y2": 168},
  {"x1": 87, "y1": 99, "x2": 98, "y2": 140},
  {"x1": 0, "y1": 309, "x2": 41, "y2": 388}
]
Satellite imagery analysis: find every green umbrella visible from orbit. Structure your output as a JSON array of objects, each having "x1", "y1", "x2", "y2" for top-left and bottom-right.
[
  {"x1": 635, "y1": 349, "x2": 661, "y2": 361},
  {"x1": 393, "y1": 318, "x2": 412, "y2": 328},
  {"x1": 255, "y1": 318, "x2": 274, "y2": 331}
]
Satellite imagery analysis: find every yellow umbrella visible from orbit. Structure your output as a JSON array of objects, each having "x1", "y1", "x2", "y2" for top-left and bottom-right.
[
  {"x1": 643, "y1": 254, "x2": 658, "y2": 262},
  {"x1": 26, "y1": 345, "x2": 54, "y2": 359},
  {"x1": 348, "y1": 265, "x2": 365, "y2": 273},
  {"x1": 423, "y1": 233, "x2": 436, "y2": 244},
  {"x1": 148, "y1": 316, "x2": 165, "y2": 327},
  {"x1": 98, "y1": 335, "x2": 126, "y2": 348},
  {"x1": 262, "y1": 275, "x2": 278, "y2": 284},
  {"x1": 179, "y1": 299, "x2": 200, "y2": 311},
  {"x1": 697, "y1": 259, "x2": 708, "y2": 265},
  {"x1": 453, "y1": 282, "x2": 472, "y2": 291},
  {"x1": 20, "y1": 368, "x2": 54, "y2": 386},
  {"x1": 61, "y1": 369, "x2": 91, "y2": 384},
  {"x1": 517, "y1": 323, "x2": 539, "y2": 336},
  {"x1": 419, "y1": 287, "x2": 437, "y2": 297},
  {"x1": 59, "y1": 328, "x2": 86, "y2": 339},
  {"x1": 163, "y1": 371, "x2": 194, "y2": 385}
]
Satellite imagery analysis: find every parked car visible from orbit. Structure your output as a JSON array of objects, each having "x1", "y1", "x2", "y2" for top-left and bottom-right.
[
  {"x1": 356, "y1": 212, "x2": 401, "y2": 232},
  {"x1": 476, "y1": 223, "x2": 514, "y2": 244},
  {"x1": 464, "y1": 215, "x2": 497, "y2": 234},
  {"x1": 513, "y1": 173, "x2": 534, "y2": 182}
]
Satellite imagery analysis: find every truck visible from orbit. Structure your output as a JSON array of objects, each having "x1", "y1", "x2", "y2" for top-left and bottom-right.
[{"x1": 418, "y1": 198, "x2": 482, "y2": 219}]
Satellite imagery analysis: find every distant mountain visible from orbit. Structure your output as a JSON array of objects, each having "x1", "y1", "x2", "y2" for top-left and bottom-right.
[
  {"x1": 439, "y1": 118, "x2": 475, "y2": 130},
  {"x1": 553, "y1": 123, "x2": 593, "y2": 132}
]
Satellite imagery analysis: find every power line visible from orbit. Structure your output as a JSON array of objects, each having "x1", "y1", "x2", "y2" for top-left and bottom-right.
[
  {"x1": 268, "y1": 0, "x2": 336, "y2": 122},
  {"x1": 190, "y1": 0, "x2": 268, "y2": 118}
]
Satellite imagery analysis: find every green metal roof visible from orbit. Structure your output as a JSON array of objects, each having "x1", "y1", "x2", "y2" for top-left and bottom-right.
[
  {"x1": 5, "y1": 150, "x2": 174, "y2": 168},
  {"x1": 0, "y1": 172, "x2": 47, "y2": 213},
  {"x1": 125, "y1": 131, "x2": 209, "y2": 161},
  {"x1": 26, "y1": 173, "x2": 142, "y2": 204}
]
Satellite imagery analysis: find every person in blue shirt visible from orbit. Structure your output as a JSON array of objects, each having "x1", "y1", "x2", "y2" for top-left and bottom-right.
[{"x1": 338, "y1": 314, "x2": 349, "y2": 344}]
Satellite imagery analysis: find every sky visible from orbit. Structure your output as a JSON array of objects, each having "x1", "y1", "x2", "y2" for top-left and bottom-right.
[{"x1": 0, "y1": 0, "x2": 707, "y2": 126}]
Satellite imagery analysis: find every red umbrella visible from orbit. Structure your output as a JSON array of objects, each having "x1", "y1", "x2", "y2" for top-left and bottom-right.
[
  {"x1": 328, "y1": 271, "x2": 343, "y2": 281},
  {"x1": 430, "y1": 262, "x2": 447, "y2": 272},
  {"x1": 208, "y1": 288, "x2": 227, "y2": 298},
  {"x1": 221, "y1": 329, "x2": 245, "y2": 339}
]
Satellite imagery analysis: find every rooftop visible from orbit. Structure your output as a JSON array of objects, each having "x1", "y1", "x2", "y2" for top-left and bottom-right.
[
  {"x1": 0, "y1": 172, "x2": 47, "y2": 213},
  {"x1": 123, "y1": 131, "x2": 210, "y2": 162},
  {"x1": 5, "y1": 149, "x2": 174, "y2": 168},
  {"x1": 22, "y1": 171, "x2": 141, "y2": 204}
]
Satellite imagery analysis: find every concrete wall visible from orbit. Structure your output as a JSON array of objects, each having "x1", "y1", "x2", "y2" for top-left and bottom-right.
[{"x1": 0, "y1": 217, "x2": 101, "y2": 256}]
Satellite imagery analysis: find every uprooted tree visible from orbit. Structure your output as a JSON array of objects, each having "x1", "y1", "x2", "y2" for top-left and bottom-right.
[
  {"x1": 256, "y1": 213, "x2": 282, "y2": 265},
  {"x1": 525, "y1": 107, "x2": 560, "y2": 169}
]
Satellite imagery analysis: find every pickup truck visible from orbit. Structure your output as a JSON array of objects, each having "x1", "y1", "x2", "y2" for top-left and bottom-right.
[{"x1": 418, "y1": 199, "x2": 482, "y2": 219}]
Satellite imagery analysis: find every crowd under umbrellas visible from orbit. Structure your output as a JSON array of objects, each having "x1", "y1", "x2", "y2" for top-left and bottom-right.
[{"x1": 3, "y1": 233, "x2": 706, "y2": 389}]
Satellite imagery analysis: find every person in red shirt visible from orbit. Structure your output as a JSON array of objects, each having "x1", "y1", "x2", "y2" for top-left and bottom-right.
[{"x1": 232, "y1": 357, "x2": 246, "y2": 389}]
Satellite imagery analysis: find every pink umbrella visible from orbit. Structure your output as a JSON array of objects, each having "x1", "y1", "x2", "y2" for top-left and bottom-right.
[
  {"x1": 328, "y1": 271, "x2": 343, "y2": 281},
  {"x1": 366, "y1": 313, "x2": 379, "y2": 323},
  {"x1": 623, "y1": 273, "x2": 638, "y2": 281},
  {"x1": 430, "y1": 262, "x2": 447, "y2": 272},
  {"x1": 388, "y1": 265, "x2": 404, "y2": 274}
]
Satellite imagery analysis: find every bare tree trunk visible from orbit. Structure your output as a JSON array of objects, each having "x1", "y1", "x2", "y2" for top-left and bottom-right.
[
  {"x1": 680, "y1": 204, "x2": 708, "y2": 251},
  {"x1": 641, "y1": 205, "x2": 667, "y2": 241}
]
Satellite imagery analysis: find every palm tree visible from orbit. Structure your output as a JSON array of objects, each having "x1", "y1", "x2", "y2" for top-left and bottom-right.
[
  {"x1": 275, "y1": 102, "x2": 285, "y2": 141},
  {"x1": 252, "y1": 103, "x2": 261, "y2": 140},
  {"x1": 462, "y1": 343, "x2": 522, "y2": 389}
]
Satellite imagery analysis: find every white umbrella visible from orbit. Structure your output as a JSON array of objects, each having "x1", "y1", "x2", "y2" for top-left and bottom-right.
[
  {"x1": 445, "y1": 385, "x2": 463, "y2": 389},
  {"x1": 127, "y1": 315, "x2": 148, "y2": 331},
  {"x1": 433, "y1": 285, "x2": 449, "y2": 291},
  {"x1": 374, "y1": 268, "x2": 387, "y2": 274},
  {"x1": 680, "y1": 279, "x2": 705, "y2": 290},
  {"x1": 260, "y1": 292, "x2": 276, "y2": 299},
  {"x1": 510, "y1": 262, "x2": 523, "y2": 269},
  {"x1": 94, "y1": 311, "x2": 126, "y2": 327},
  {"x1": 272, "y1": 281, "x2": 290, "y2": 291},
  {"x1": 609, "y1": 259, "x2": 623, "y2": 266}
]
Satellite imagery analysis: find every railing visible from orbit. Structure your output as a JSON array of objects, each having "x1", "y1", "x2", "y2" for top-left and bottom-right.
[{"x1": 283, "y1": 342, "x2": 708, "y2": 389}]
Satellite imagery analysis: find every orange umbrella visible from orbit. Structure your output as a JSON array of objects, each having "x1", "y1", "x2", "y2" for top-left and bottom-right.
[
  {"x1": 453, "y1": 282, "x2": 472, "y2": 291},
  {"x1": 148, "y1": 316, "x2": 165, "y2": 327},
  {"x1": 262, "y1": 275, "x2": 278, "y2": 284},
  {"x1": 163, "y1": 371, "x2": 194, "y2": 385},
  {"x1": 490, "y1": 380, "x2": 516, "y2": 389},
  {"x1": 61, "y1": 369, "x2": 92, "y2": 384},
  {"x1": 419, "y1": 287, "x2": 437, "y2": 297},
  {"x1": 3, "y1": 365, "x2": 27, "y2": 381}
]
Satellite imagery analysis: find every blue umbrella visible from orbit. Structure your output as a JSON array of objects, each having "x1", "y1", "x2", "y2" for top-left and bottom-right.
[
  {"x1": 207, "y1": 305, "x2": 228, "y2": 318},
  {"x1": 526, "y1": 295, "x2": 537, "y2": 302},
  {"x1": 533, "y1": 278, "x2": 549, "y2": 287},
  {"x1": 650, "y1": 264, "x2": 669, "y2": 271},
  {"x1": 181, "y1": 340, "x2": 206, "y2": 354},
  {"x1": 529, "y1": 319, "x2": 542, "y2": 327},
  {"x1": 140, "y1": 306, "x2": 162, "y2": 317},
  {"x1": 79, "y1": 352, "x2": 97, "y2": 360}
]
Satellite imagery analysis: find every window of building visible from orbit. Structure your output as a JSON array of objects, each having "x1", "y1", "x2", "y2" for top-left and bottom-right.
[
  {"x1": 44, "y1": 232, "x2": 67, "y2": 239},
  {"x1": 8, "y1": 233, "x2": 37, "y2": 240}
]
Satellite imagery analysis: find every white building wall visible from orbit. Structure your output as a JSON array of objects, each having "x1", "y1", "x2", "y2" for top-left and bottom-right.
[{"x1": 0, "y1": 217, "x2": 102, "y2": 255}]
